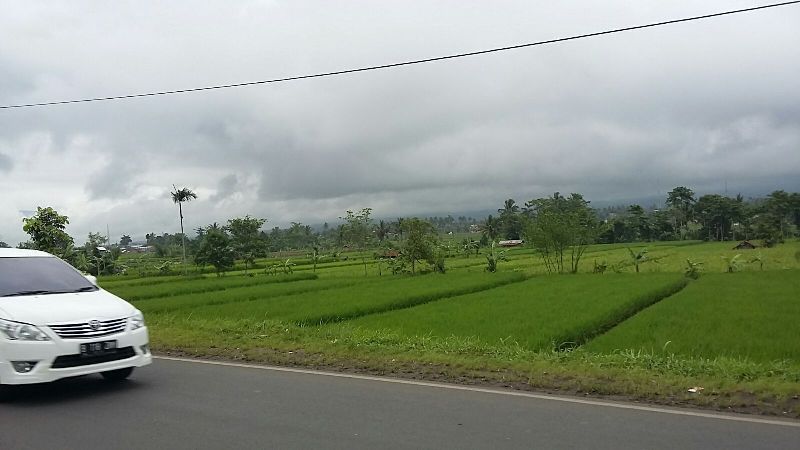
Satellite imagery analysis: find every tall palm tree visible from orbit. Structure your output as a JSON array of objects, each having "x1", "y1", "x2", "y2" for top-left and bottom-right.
[
  {"x1": 395, "y1": 217, "x2": 405, "y2": 241},
  {"x1": 171, "y1": 186, "x2": 197, "y2": 274},
  {"x1": 498, "y1": 198, "x2": 520, "y2": 215}
]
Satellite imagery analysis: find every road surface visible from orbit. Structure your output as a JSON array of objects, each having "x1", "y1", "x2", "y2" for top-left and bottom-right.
[{"x1": 0, "y1": 357, "x2": 797, "y2": 449}]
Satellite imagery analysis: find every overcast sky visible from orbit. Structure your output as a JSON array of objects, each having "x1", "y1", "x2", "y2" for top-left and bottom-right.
[{"x1": 1, "y1": 0, "x2": 799, "y2": 245}]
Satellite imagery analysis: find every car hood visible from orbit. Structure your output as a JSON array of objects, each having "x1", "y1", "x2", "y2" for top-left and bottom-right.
[{"x1": 0, "y1": 289, "x2": 136, "y2": 325}]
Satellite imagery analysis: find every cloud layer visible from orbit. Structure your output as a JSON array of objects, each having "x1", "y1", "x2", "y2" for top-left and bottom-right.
[{"x1": 1, "y1": 1, "x2": 799, "y2": 244}]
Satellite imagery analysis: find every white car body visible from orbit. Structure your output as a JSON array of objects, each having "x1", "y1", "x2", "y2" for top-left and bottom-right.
[{"x1": 0, "y1": 248, "x2": 151, "y2": 386}]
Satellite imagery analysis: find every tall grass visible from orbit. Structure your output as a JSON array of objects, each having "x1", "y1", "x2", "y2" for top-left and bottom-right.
[
  {"x1": 107, "y1": 273, "x2": 317, "y2": 301},
  {"x1": 345, "y1": 273, "x2": 687, "y2": 351},
  {"x1": 135, "y1": 278, "x2": 354, "y2": 314},
  {"x1": 184, "y1": 272, "x2": 527, "y2": 325},
  {"x1": 585, "y1": 270, "x2": 800, "y2": 362}
]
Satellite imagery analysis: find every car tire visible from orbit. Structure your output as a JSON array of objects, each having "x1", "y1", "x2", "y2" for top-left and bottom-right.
[{"x1": 101, "y1": 367, "x2": 134, "y2": 381}]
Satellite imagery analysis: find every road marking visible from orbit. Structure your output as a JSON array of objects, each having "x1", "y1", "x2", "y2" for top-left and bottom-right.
[{"x1": 154, "y1": 355, "x2": 800, "y2": 428}]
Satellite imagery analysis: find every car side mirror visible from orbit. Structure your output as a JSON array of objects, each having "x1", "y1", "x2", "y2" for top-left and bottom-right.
[{"x1": 85, "y1": 274, "x2": 98, "y2": 285}]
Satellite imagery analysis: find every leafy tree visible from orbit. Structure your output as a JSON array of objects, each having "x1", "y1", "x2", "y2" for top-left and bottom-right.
[
  {"x1": 625, "y1": 205, "x2": 650, "y2": 241},
  {"x1": 311, "y1": 246, "x2": 322, "y2": 273},
  {"x1": 21, "y1": 206, "x2": 75, "y2": 258},
  {"x1": 721, "y1": 254, "x2": 744, "y2": 273},
  {"x1": 460, "y1": 238, "x2": 479, "y2": 257},
  {"x1": 226, "y1": 215, "x2": 267, "y2": 273},
  {"x1": 752, "y1": 190, "x2": 798, "y2": 244},
  {"x1": 485, "y1": 242, "x2": 508, "y2": 273},
  {"x1": 376, "y1": 220, "x2": 391, "y2": 242},
  {"x1": 146, "y1": 232, "x2": 184, "y2": 257},
  {"x1": 74, "y1": 252, "x2": 90, "y2": 273},
  {"x1": 627, "y1": 247, "x2": 648, "y2": 273},
  {"x1": 119, "y1": 234, "x2": 132, "y2": 246},
  {"x1": 394, "y1": 217, "x2": 405, "y2": 241},
  {"x1": 525, "y1": 193, "x2": 597, "y2": 274},
  {"x1": 650, "y1": 209, "x2": 676, "y2": 241},
  {"x1": 685, "y1": 259, "x2": 703, "y2": 279},
  {"x1": 0, "y1": 241, "x2": 9, "y2": 248},
  {"x1": 694, "y1": 194, "x2": 744, "y2": 241},
  {"x1": 81, "y1": 232, "x2": 121, "y2": 275},
  {"x1": 340, "y1": 208, "x2": 373, "y2": 250},
  {"x1": 497, "y1": 198, "x2": 523, "y2": 239},
  {"x1": 194, "y1": 227, "x2": 234, "y2": 276},
  {"x1": 281, "y1": 258, "x2": 295, "y2": 274},
  {"x1": 666, "y1": 186, "x2": 696, "y2": 237},
  {"x1": 170, "y1": 186, "x2": 198, "y2": 274},
  {"x1": 400, "y1": 218, "x2": 438, "y2": 275}
]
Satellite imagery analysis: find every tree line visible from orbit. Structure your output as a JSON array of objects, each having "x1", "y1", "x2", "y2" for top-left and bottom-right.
[{"x1": 8, "y1": 185, "x2": 798, "y2": 276}]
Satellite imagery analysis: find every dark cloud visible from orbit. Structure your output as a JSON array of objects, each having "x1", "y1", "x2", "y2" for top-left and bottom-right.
[
  {"x1": 210, "y1": 174, "x2": 240, "y2": 203},
  {"x1": 0, "y1": 1, "x2": 799, "y2": 244}
]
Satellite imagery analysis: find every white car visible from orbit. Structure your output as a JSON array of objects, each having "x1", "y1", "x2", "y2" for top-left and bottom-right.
[{"x1": 0, "y1": 248, "x2": 151, "y2": 398}]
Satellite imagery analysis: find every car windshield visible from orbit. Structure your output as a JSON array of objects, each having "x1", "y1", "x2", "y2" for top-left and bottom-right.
[{"x1": 0, "y1": 257, "x2": 98, "y2": 297}]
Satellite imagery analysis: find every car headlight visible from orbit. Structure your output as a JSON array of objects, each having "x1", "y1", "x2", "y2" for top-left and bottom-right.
[
  {"x1": 129, "y1": 312, "x2": 145, "y2": 331},
  {"x1": 0, "y1": 318, "x2": 51, "y2": 341}
]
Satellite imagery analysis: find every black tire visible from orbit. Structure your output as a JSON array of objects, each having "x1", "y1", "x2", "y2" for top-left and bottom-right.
[{"x1": 101, "y1": 367, "x2": 134, "y2": 381}]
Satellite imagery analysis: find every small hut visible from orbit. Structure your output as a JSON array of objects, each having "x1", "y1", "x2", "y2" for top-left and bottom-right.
[{"x1": 733, "y1": 240, "x2": 757, "y2": 250}]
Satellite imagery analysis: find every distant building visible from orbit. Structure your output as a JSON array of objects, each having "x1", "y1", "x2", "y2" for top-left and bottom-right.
[
  {"x1": 498, "y1": 240, "x2": 524, "y2": 247},
  {"x1": 126, "y1": 245, "x2": 154, "y2": 253},
  {"x1": 381, "y1": 250, "x2": 400, "y2": 259},
  {"x1": 733, "y1": 241, "x2": 757, "y2": 250}
]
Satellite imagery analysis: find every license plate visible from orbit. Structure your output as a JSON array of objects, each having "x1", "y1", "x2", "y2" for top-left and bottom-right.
[{"x1": 80, "y1": 340, "x2": 117, "y2": 356}]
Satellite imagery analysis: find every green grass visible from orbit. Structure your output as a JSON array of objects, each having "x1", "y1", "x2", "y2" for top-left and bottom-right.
[
  {"x1": 585, "y1": 270, "x2": 800, "y2": 362},
  {"x1": 106, "y1": 273, "x2": 317, "y2": 301},
  {"x1": 180, "y1": 272, "x2": 527, "y2": 325},
  {"x1": 134, "y1": 278, "x2": 356, "y2": 314},
  {"x1": 344, "y1": 273, "x2": 687, "y2": 351},
  {"x1": 100, "y1": 239, "x2": 800, "y2": 414}
]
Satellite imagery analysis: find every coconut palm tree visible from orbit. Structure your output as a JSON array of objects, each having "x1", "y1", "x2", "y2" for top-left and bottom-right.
[
  {"x1": 498, "y1": 198, "x2": 520, "y2": 216},
  {"x1": 170, "y1": 186, "x2": 197, "y2": 274}
]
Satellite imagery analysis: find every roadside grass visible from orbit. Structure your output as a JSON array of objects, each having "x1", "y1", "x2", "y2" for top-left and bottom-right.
[
  {"x1": 585, "y1": 270, "x2": 800, "y2": 362},
  {"x1": 133, "y1": 278, "x2": 356, "y2": 314},
  {"x1": 177, "y1": 272, "x2": 527, "y2": 325},
  {"x1": 147, "y1": 315, "x2": 800, "y2": 416},
  {"x1": 106, "y1": 273, "x2": 317, "y2": 301},
  {"x1": 343, "y1": 273, "x2": 687, "y2": 351}
]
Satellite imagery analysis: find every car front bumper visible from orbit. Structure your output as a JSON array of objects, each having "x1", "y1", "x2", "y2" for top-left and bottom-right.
[{"x1": 0, "y1": 327, "x2": 151, "y2": 385}]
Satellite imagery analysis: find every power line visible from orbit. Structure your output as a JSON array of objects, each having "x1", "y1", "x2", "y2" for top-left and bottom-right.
[{"x1": 1, "y1": 1, "x2": 797, "y2": 110}]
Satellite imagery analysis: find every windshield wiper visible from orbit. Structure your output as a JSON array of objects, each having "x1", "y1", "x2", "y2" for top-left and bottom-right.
[
  {"x1": 1, "y1": 290, "x2": 54, "y2": 297},
  {"x1": 1, "y1": 286, "x2": 98, "y2": 297},
  {"x1": 72, "y1": 286, "x2": 98, "y2": 292}
]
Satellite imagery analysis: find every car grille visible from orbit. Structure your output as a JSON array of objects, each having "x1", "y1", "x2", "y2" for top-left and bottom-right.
[
  {"x1": 48, "y1": 318, "x2": 127, "y2": 339},
  {"x1": 51, "y1": 346, "x2": 137, "y2": 369}
]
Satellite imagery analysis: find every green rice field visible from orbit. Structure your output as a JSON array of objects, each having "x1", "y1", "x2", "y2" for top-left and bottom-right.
[
  {"x1": 345, "y1": 274, "x2": 687, "y2": 350},
  {"x1": 101, "y1": 240, "x2": 800, "y2": 414},
  {"x1": 176, "y1": 272, "x2": 526, "y2": 325},
  {"x1": 585, "y1": 270, "x2": 800, "y2": 362}
]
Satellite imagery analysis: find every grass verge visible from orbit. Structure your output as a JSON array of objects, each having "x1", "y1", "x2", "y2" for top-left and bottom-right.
[{"x1": 147, "y1": 316, "x2": 800, "y2": 417}]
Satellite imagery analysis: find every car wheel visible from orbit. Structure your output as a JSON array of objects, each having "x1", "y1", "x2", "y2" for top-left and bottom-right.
[{"x1": 101, "y1": 367, "x2": 134, "y2": 381}]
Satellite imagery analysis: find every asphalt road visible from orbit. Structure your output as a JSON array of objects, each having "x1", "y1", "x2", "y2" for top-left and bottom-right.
[{"x1": 0, "y1": 357, "x2": 797, "y2": 449}]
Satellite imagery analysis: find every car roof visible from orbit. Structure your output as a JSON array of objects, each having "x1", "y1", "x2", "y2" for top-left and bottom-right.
[{"x1": 0, "y1": 248, "x2": 54, "y2": 258}]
